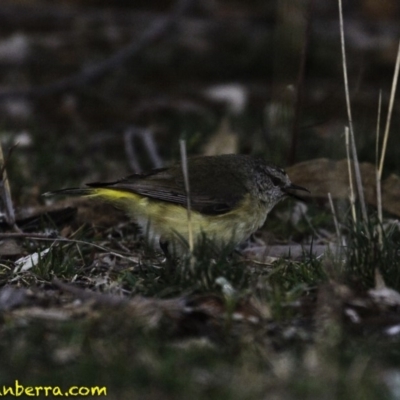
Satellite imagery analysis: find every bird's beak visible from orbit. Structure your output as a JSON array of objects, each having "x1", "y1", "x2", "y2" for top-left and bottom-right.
[{"x1": 283, "y1": 183, "x2": 310, "y2": 200}]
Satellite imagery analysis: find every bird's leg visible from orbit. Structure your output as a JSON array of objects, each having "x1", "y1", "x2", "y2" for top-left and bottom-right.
[
  {"x1": 159, "y1": 238, "x2": 171, "y2": 258},
  {"x1": 159, "y1": 237, "x2": 177, "y2": 271}
]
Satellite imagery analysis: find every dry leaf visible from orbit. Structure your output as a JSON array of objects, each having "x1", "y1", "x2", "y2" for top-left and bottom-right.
[{"x1": 287, "y1": 158, "x2": 400, "y2": 217}]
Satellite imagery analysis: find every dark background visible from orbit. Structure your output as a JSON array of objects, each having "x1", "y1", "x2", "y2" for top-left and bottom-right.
[{"x1": 0, "y1": 0, "x2": 399, "y2": 207}]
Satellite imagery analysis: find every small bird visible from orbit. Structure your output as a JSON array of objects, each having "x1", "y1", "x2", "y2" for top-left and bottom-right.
[{"x1": 45, "y1": 154, "x2": 309, "y2": 253}]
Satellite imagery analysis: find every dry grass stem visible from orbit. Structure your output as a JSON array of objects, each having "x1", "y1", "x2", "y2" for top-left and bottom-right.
[
  {"x1": 345, "y1": 127, "x2": 356, "y2": 224},
  {"x1": 378, "y1": 40, "x2": 400, "y2": 178},
  {"x1": 376, "y1": 175, "x2": 383, "y2": 245},
  {"x1": 375, "y1": 90, "x2": 382, "y2": 171},
  {"x1": 0, "y1": 143, "x2": 17, "y2": 229},
  {"x1": 180, "y1": 139, "x2": 194, "y2": 252},
  {"x1": 338, "y1": 0, "x2": 367, "y2": 222},
  {"x1": 376, "y1": 42, "x2": 400, "y2": 245},
  {"x1": 375, "y1": 91, "x2": 383, "y2": 244},
  {"x1": 328, "y1": 192, "x2": 342, "y2": 246}
]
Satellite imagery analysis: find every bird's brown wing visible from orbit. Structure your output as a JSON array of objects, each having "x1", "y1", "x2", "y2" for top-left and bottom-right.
[{"x1": 87, "y1": 159, "x2": 249, "y2": 215}]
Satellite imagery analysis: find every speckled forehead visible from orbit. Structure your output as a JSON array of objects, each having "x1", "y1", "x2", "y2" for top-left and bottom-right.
[
  {"x1": 255, "y1": 162, "x2": 287, "y2": 176},
  {"x1": 271, "y1": 165, "x2": 286, "y2": 175}
]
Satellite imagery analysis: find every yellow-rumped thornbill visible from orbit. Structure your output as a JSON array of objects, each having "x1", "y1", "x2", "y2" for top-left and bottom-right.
[{"x1": 45, "y1": 154, "x2": 309, "y2": 254}]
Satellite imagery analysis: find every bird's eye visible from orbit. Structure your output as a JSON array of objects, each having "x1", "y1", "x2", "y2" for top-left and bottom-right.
[{"x1": 271, "y1": 176, "x2": 282, "y2": 186}]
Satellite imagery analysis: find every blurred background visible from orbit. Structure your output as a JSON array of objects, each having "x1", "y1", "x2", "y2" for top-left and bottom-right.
[{"x1": 0, "y1": 0, "x2": 400, "y2": 209}]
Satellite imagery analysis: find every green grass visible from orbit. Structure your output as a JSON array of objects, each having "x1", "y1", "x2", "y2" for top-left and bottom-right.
[
  {"x1": 1, "y1": 183, "x2": 399, "y2": 400},
  {"x1": 344, "y1": 210, "x2": 400, "y2": 290}
]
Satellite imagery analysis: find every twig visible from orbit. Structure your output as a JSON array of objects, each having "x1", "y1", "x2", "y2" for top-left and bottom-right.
[
  {"x1": 179, "y1": 139, "x2": 193, "y2": 253},
  {"x1": 52, "y1": 278, "x2": 185, "y2": 318},
  {"x1": 0, "y1": 0, "x2": 194, "y2": 101},
  {"x1": 53, "y1": 278, "x2": 129, "y2": 306},
  {"x1": 0, "y1": 232, "x2": 53, "y2": 240},
  {"x1": 0, "y1": 232, "x2": 138, "y2": 262},
  {"x1": 338, "y1": 0, "x2": 367, "y2": 222}
]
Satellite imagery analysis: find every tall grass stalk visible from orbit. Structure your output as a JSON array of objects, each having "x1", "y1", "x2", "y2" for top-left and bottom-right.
[
  {"x1": 338, "y1": 0, "x2": 367, "y2": 222},
  {"x1": 378, "y1": 41, "x2": 400, "y2": 179},
  {"x1": 375, "y1": 91, "x2": 383, "y2": 245},
  {"x1": 344, "y1": 128, "x2": 356, "y2": 224},
  {"x1": 179, "y1": 139, "x2": 194, "y2": 253}
]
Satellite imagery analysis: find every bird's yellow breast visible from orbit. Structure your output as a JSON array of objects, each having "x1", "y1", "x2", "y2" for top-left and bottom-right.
[{"x1": 86, "y1": 188, "x2": 271, "y2": 249}]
